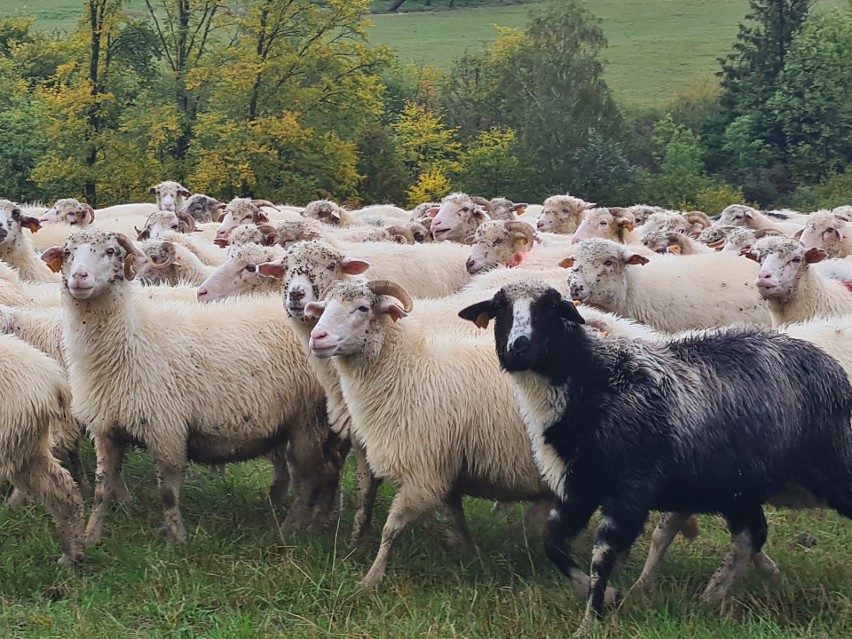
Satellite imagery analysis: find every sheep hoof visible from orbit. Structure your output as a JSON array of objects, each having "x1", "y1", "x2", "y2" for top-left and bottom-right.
[
  {"x1": 605, "y1": 587, "x2": 623, "y2": 607},
  {"x1": 572, "y1": 615, "x2": 597, "y2": 638},
  {"x1": 361, "y1": 570, "x2": 384, "y2": 590},
  {"x1": 752, "y1": 552, "x2": 780, "y2": 577},
  {"x1": 57, "y1": 552, "x2": 81, "y2": 568}
]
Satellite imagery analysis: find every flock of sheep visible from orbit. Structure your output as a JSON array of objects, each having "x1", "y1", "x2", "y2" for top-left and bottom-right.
[{"x1": 1, "y1": 181, "x2": 851, "y2": 635}]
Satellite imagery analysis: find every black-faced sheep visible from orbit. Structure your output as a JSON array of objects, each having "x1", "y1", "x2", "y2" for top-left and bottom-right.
[{"x1": 459, "y1": 281, "x2": 852, "y2": 635}]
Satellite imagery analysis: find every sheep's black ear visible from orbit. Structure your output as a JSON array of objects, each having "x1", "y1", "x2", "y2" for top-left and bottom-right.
[
  {"x1": 558, "y1": 298, "x2": 585, "y2": 324},
  {"x1": 458, "y1": 299, "x2": 496, "y2": 329}
]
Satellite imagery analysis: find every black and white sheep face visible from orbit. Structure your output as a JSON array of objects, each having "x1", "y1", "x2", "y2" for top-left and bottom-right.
[
  {"x1": 149, "y1": 180, "x2": 190, "y2": 213},
  {"x1": 458, "y1": 281, "x2": 585, "y2": 373},
  {"x1": 465, "y1": 221, "x2": 534, "y2": 274},
  {"x1": 571, "y1": 208, "x2": 633, "y2": 245},
  {"x1": 748, "y1": 237, "x2": 825, "y2": 301},
  {"x1": 40, "y1": 198, "x2": 95, "y2": 226},
  {"x1": 430, "y1": 193, "x2": 489, "y2": 243},
  {"x1": 0, "y1": 200, "x2": 41, "y2": 249},
  {"x1": 797, "y1": 213, "x2": 849, "y2": 258},
  {"x1": 536, "y1": 195, "x2": 593, "y2": 234},
  {"x1": 41, "y1": 231, "x2": 143, "y2": 300},
  {"x1": 565, "y1": 239, "x2": 649, "y2": 306},
  {"x1": 716, "y1": 204, "x2": 758, "y2": 228}
]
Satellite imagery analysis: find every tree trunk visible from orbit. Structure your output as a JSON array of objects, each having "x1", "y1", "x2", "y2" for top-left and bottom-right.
[{"x1": 388, "y1": 0, "x2": 408, "y2": 12}]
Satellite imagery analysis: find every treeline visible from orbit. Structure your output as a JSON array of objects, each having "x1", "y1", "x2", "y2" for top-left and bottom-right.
[{"x1": 0, "y1": 0, "x2": 850, "y2": 210}]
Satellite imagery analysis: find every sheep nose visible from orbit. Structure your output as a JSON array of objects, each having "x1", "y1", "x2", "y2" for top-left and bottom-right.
[
  {"x1": 197, "y1": 288, "x2": 208, "y2": 300},
  {"x1": 465, "y1": 259, "x2": 477, "y2": 274},
  {"x1": 288, "y1": 288, "x2": 305, "y2": 302},
  {"x1": 511, "y1": 336, "x2": 531, "y2": 354},
  {"x1": 0, "y1": 228, "x2": 6, "y2": 240},
  {"x1": 536, "y1": 220, "x2": 545, "y2": 230},
  {"x1": 72, "y1": 271, "x2": 88, "y2": 281},
  {"x1": 311, "y1": 329, "x2": 328, "y2": 341},
  {"x1": 758, "y1": 271, "x2": 772, "y2": 280}
]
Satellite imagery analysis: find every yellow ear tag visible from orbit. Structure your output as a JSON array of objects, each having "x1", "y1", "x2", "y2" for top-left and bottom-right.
[
  {"x1": 518, "y1": 238, "x2": 528, "y2": 246},
  {"x1": 474, "y1": 313, "x2": 491, "y2": 329},
  {"x1": 572, "y1": 299, "x2": 582, "y2": 307},
  {"x1": 46, "y1": 257, "x2": 63, "y2": 273}
]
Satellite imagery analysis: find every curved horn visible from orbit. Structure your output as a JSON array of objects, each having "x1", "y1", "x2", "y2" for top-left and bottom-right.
[
  {"x1": 385, "y1": 225, "x2": 414, "y2": 244},
  {"x1": 251, "y1": 199, "x2": 280, "y2": 211},
  {"x1": 176, "y1": 211, "x2": 196, "y2": 233},
  {"x1": 146, "y1": 242, "x2": 177, "y2": 270},
  {"x1": 114, "y1": 233, "x2": 144, "y2": 281},
  {"x1": 367, "y1": 280, "x2": 413, "y2": 313},
  {"x1": 470, "y1": 196, "x2": 494, "y2": 214},
  {"x1": 504, "y1": 221, "x2": 535, "y2": 246},
  {"x1": 685, "y1": 210, "x2": 711, "y2": 230}
]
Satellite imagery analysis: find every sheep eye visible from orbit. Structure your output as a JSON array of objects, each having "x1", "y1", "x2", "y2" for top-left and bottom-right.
[
  {"x1": 461, "y1": 207, "x2": 469, "y2": 213},
  {"x1": 171, "y1": 224, "x2": 178, "y2": 229},
  {"x1": 494, "y1": 239, "x2": 503, "y2": 245},
  {"x1": 791, "y1": 257, "x2": 801, "y2": 264},
  {"x1": 326, "y1": 262, "x2": 336, "y2": 272},
  {"x1": 734, "y1": 215, "x2": 742, "y2": 220},
  {"x1": 357, "y1": 305, "x2": 369, "y2": 313},
  {"x1": 414, "y1": 233, "x2": 423, "y2": 241},
  {"x1": 826, "y1": 228, "x2": 834, "y2": 233},
  {"x1": 599, "y1": 221, "x2": 608, "y2": 226},
  {"x1": 656, "y1": 248, "x2": 666, "y2": 254},
  {"x1": 677, "y1": 229, "x2": 685, "y2": 234},
  {"x1": 105, "y1": 247, "x2": 115, "y2": 256},
  {"x1": 603, "y1": 260, "x2": 613, "y2": 266},
  {"x1": 245, "y1": 264, "x2": 256, "y2": 273}
]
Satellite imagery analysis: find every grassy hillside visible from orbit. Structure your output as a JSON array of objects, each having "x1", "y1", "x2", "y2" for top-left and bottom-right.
[
  {"x1": 10, "y1": 1, "x2": 844, "y2": 106},
  {"x1": 1, "y1": 450, "x2": 850, "y2": 638}
]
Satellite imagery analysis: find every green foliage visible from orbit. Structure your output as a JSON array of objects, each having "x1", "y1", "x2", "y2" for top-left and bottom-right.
[
  {"x1": 392, "y1": 100, "x2": 461, "y2": 177},
  {"x1": 454, "y1": 127, "x2": 524, "y2": 198},
  {"x1": 770, "y1": 8, "x2": 852, "y2": 183},
  {"x1": 788, "y1": 165, "x2": 852, "y2": 210},
  {"x1": 355, "y1": 123, "x2": 412, "y2": 205},
  {"x1": 694, "y1": 184, "x2": 748, "y2": 215}
]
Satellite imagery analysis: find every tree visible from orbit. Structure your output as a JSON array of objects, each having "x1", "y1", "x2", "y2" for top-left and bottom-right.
[
  {"x1": 442, "y1": 1, "x2": 628, "y2": 200},
  {"x1": 392, "y1": 99, "x2": 461, "y2": 178},
  {"x1": 455, "y1": 127, "x2": 523, "y2": 198},
  {"x1": 769, "y1": 9, "x2": 852, "y2": 183}
]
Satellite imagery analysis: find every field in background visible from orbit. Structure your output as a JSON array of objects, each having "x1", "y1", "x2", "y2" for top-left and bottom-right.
[
  {"x1": 1, "y1": 448, "x2": 850, "y2": 638},
  {"x1": 11, "y1": 1, "x2": 843, "y2": 106}
]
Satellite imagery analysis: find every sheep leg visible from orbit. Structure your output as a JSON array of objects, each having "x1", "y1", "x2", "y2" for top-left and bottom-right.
[
  {"x1": 13, "y1": 453, "x2": 84, "y2": 566},
  {"x1": 268, "y1": 446, "x2": 290, "y2": 510},
  {"x1": 442, "y1": 491, "x2": 474, "y2": 551},
  {"x1": 577, "y1": 508, "x2": 648, "y2": 638},
  {"x1": 544, "y1": 498, "x2": 607, "y2": 601},
  {"x1": 633, "y1": 511, "x2": 690, "y2": 592},
  {"x1": 282, "y1": 420, "x2": 331, "y2": 532},
  {"x1": 152, "y1": 456, "x2": 187, "y2": 543},
  {"x1": 362, "y1": 486, "x2": 444, "y2": 590},
  {"x1": 84, "y1": 435, "x2": 127, "y2": 547},
  {"x1": 350, "y1": 440, "x2": 381, "y2": 545},
  {"x1": 701, "y1": 506, "x2": 765, "y2": 603},
  {"x1": 65, "y1": 444, "x2": 90, "y2": 496}
]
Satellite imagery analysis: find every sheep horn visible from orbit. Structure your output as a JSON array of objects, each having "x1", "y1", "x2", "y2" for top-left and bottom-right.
[
  {"x1": 471, "y1": 196, "x2": 494, "y2": 214},
  {"x1": 146, "y1": 242, "x2": 176, "y2": 269},
  {"x1": 114, "y1": 233, "x2": 144, "y2": 281},
  {"x1": 251, "y1": 199, "x2": 280, "y2": 211},
  {"x1": 367, "y1": 280, "x2": 413, "y2": 313},
  {"x1": 685, "y1": 210, "x2": 711, "y2": 230},
  {"x1": 385, "y1": 225, "x2": 414, "y2": 244},
  {"x1": 176, "y1": 211, "x2": 196, "y2": 233},
  {"x1": 504, "y1": 221, "x2": 535, "y2": 246}
]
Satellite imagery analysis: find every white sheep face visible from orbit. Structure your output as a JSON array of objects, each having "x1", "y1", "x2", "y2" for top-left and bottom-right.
[
  {"x1": 750, "y1": 238, "x2": 818, "y2": 301},
  {"x1": 43, "y1": 231, "x2": 141, "y2": 300},
  {"x1": 571, "y1": 208, "x2": 633, "y2": 245},
  {"x1": 797, "y1": 213, "x2": 849, "y2": 259},
  {"x1": 566, "y1": 239, "x2": 648, "y2": 307},
  {"x1": 150, "y1": 180, "x2": 190, "y2": 212},
  {"x1": 536, "y1": 195, "x2": 592, "y2": 234},
  {"x1": 639, "y1": 213, "x2": 690, "y2": 238},
  {"x1": 716, "y1": 204, "x2": 758, "y2": 228},
  {"x1": 40, "y1": 198, "x2": 94, "y2": 226},
  {"x1": 215, "y1": 199, "x2": 266, "y2": 244},
  {"x1": 138, "y1": 211, "x2": 183, "y2": 240},
  {"x1": 196, "y1": 244, "x2": 278, "y2": 302},
  {"x1": 430, "y1": 193, "x2": 488, "y2": 242},
  {"x1": 465, "y1": 221, "x2": 534, "y2": 274},
  {"x1": 0, "y1": 200, "x2": 41, "y2": 251}
]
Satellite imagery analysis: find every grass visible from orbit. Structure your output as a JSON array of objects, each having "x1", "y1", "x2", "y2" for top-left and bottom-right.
[
  {"x1": 10, "y1": 1, "x2": 845, "y2": 106},
  {"x1": 1, "y1": 445, "x2": 850, "y2": 638}
]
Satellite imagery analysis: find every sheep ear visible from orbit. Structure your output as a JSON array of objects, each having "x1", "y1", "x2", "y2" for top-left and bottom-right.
[
  {"x1": 744, "y1": 210, "x2": 754, "y2": 219},
  {"x1": 148, "y1": 186, "x2": 157, "y2": 195},
  {"x1": 216, "y1": 213, "x2": 226, "y2": 223},
  {"x1": 41, "y1": 246, "x2": 64, "y2": 273},
  {"x1": 617, "y1": 219, "x2": 634, "y2": 232},
  {"x1": 558, "y1": 298, "x2": 585, "y2": 324},
  {"x1": 667, "y1": 245, "x2": 681, "y2": 255},
  {"x1": 740, "y1": 247, "x2": 759, "y2": 262},
  {"x1": 178, "y1": 188, "x2": 191, "y2": 198},
  {"x1": 513, "y1": 204, "x2": 528, "y2": 215},
  {"x1": 379, "y1": 298, "x2": 408, "y2": 322},
  {"x1": 464, "y1": 235, "x2": 475, "y2": 245},
  {"x1": 425, "y1": 206, "x2": 440, "y2": 218},
  {"x1": 304, "y1": 301, "x2": 325, "y2": 319},
  {"x1": 458, "y1": 299, "x2": 495, "y2": 329},
  {"x1": 81, "y1": 204, "x2": 95, "y2": 225},
  {"x1": 136, "y1": 228, "x2": 150, "y2": 241},
  {"x1": 20, "y1": 215, "x2": 42, "y2": 233},
  {"x1": 584, "y1": 202, "x2": 597, "y2": 210},
  {"x1": 804, "y1": 247, "x2": 826, "y2": 264},
  {"x1": 258, "y1": 260, "x2": 285, "y2": 279},
  {"x1": 558, "y1": 257, "x2": 574, "y2": 269},
  {"x1": 340, "y1": 257, "x2": 370, "y2": 275},
  {"x1": 793, "y1": 228, "x2": 803, "y2": 240},
  {"x1": 624, "y1": 253, "x2": 649, "y2": 266}
]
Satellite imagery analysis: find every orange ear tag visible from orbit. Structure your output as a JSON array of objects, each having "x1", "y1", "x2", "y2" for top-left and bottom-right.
[{"x1": 474, "y1": 313, "x2": 491, "y2": 329}]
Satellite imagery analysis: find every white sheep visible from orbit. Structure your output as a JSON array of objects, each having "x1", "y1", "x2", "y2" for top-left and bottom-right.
[
  {"x1": 638, "y1": 210, "x2": 711, "y2": 239},
  {"x1": 429, "y1": 192, "x2": 491, "y2": 242},
  {"x1": 570, "y1": 207, "x2": 645, "y2": 248},
  {"x1": 213, "y1": 197, "x2": 281, "y2": 244},
  {"x1": 305, "y1": 280, "x2": 552, "y2": 588},
  {"x1": 39, "y1": 199, "x2": 96, "y2": 226},
  {"x1": 795, "y1": 210, "x2": 851, "y2": 259},
  {"x1": 149, "y1": 180, "x2": 191, "y2": 213},
  {"x1": 0, "y1": 333, "x2": 84, "y2": 565},
  {"x1": 0, "y1": 200, "x2": 58, "y2": 283},
  {"x1": 566, "y1": 238, "x2": 773, "y2": 332},
  {"x1": 136, "y1": 239, "x2": 216, "y2": 286},
  {"x1": 136, "y1": 209, "x2": 199, "y2": 240},
  {"x1": 745, "y1": 236, "x2": 852, "y2": 326},
  {"x1": 535, "y1": 195, "x2": 596, "y2": 234},
  {"x1": 41, "y1": 230, "x2": 340, "y2": 546},
  {"x1": 465, "y1": 220, "x2": 566, "y2": 273},
  {"x1": 0, "y1": 261, "x2": 61, "y2": 307},
  {"x1": 715, "y1": 204, "x2": 803, "y2": 235},
  {"x1": 487, "y1": 197, "x2": 529, "y2": 221},
  {"x1": 302, "y1": 199, "x2": 361, "y2": 228},
  {"x1": 180, "y1": 193, "x2": 225, "y2": 223},
  {"x1": 225, "y1": 223, "x2": 280, "y2": 256},
  {"x1": 641, "y1": 230, "x2": 714, "y2": 255},
  {"x1": 196, "y1": 243, "x2": 284, "y2": 301},
  {"x1": 95, "y1": 202, "x2": 158, "y2": 218}
]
